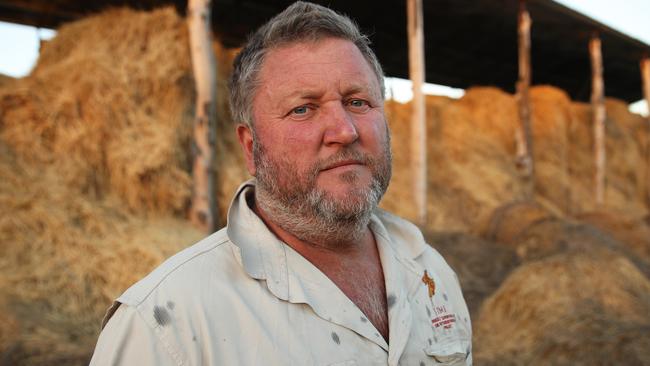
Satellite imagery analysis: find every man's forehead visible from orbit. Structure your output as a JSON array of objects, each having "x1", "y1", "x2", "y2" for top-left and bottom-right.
[{"x1": 257, "y1": 39, "x2": 381, "y2": 96}]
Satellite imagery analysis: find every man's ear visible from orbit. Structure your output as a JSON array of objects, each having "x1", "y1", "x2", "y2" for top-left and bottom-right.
[{"x1": 236, "y1": 124, "x2": 256, "y2": 176}]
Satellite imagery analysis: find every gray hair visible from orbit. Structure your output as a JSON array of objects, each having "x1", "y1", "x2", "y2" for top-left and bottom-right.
[{"x1": 229, "y1": 1, "x2": 385, "y2": 127}]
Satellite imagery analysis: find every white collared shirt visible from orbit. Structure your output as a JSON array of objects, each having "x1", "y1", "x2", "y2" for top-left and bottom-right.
[{"x1": 90, "y1": 181, "x2": 472, "y2": 365}]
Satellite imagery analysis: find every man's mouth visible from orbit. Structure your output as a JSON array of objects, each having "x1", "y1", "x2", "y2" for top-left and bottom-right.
[{"x1": 321, "y1": 159, "x2": 364, "y2": 171}]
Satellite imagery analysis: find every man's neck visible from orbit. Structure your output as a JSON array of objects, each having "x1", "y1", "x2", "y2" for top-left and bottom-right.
[{"x1": 251, "y1": 196, "x2": 390, "y2": 341}]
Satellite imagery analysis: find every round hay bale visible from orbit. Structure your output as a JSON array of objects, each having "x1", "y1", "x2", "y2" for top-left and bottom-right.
[
  {"x1": 578, "y1": 210, "x2": 650, "y2": 270},
  {"x1": 474, "y1": 248, "x2": 650, "y2": 366},
  {"x1": 481, "y1": 201, "x2": 555, "y2": 245},
  {"x1": 480, "y1": 201, "x2": 650, "y2": 277},
  {"x1": 425, "y1": 231, "x2": 519, "y2": 320}
]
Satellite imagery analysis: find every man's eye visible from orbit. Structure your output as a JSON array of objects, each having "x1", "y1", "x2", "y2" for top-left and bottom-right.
[
  {"x1": 292, "y1": 106, "x2": 309, "y2": 115},
  {"x1": 348, "y1": 99, "x2": 371, "y2": 111}
]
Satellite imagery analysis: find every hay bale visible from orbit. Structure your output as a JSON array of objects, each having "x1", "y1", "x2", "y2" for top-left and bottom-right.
[
  {"x1": 567, "y1": 99, "x2": 647, "y2": 216},
  {"x1": 474, "y1": 248, "x2": 650, "y2": 365},
  {"x1": 578, "y1": 210, "x2": 650, "y2": 270},
  {"x1": 383, "y1": 88, "x2": 527, "y2": 231},
  {"x1": 0, "y1": 7, "x2": 195, "y2": 215},
  {"x1": 211, "y1": 40, "x2": 250, "y2": 223},
  {"x1": 425, "y1": 231, "x2": 519, "y2": 320},
  {"x1": 480, "y1": 201, "x2": 650, "y2": 277},
  {"x1": 0, "y1": 141, "x2": 204, "y2": 364},
  {"x1": 0, "y1": 7, "x2": 216, "y2": 364},
  {"x1": 529, "y1": 86, "x2": 573, "y2": 214},
  {"x1": 0, "y1": 73, "x2": 14, "y2": 87},
  {"x1": 383, "y1": 84, "x2": 647, "y2": 230},
  {"x1": 481, "y1": 201, "x2": 555, "y2": 245}
]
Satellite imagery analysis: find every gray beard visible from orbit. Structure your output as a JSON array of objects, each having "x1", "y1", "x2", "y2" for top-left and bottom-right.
[{"x1": 252, "y1": 131, "x2": 392, "y2": 247}]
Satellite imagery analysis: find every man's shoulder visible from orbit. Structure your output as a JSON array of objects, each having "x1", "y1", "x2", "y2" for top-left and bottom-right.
[
  {"x1": 373, "y1": 209, "x2": 427, "y2": 258},
  {"x1": 374, "y1": 209, "x2": 456, "y2": 273},
  {"x1": 117, "y1": 227, "x2": 238, "y2": 307}
]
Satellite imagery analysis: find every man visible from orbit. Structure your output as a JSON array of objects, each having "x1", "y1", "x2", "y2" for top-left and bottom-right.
[{"x1": 90, "y1": 2, "x2": 472, "y2": 365}]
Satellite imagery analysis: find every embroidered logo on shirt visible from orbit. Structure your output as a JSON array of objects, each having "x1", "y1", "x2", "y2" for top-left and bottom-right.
[
  {"x1": 422, "y1": 270, "x2": 436, "y2": 298},
  {"x1": 431, "y1": 305, "x2": 457, "y2": 329}
]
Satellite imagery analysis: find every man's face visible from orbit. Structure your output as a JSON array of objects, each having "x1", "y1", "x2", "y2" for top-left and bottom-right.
[{"x1": 238, "y1": 37, "x2": 391, "y2": 226}]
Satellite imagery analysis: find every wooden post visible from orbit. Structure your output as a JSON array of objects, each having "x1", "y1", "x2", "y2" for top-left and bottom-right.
[
  {"x1": 641, "y1": 56, "x2": 650, "y2": 206},
  {"x1": 407, "y1": 0, "x2": 427, "y2": 225},
  {"x1": 515, "y1": 0, "x2": 534, "y2": 196},
  {"x1": 590, "y1": 34, "x2": 606, "y2": 205},
  {"x1": 188, "y1": 0, "x2": 217, "y2": 232}
]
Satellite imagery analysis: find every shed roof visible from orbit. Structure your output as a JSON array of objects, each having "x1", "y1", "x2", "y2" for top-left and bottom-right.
[{"x1": 1, "y1": 0, "x2": 648, "y2": 102}]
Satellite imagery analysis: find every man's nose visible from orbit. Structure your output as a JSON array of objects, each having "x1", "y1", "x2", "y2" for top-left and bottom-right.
[{"x1": 323, "y1": 103, "x2": 359, "y2": 146}]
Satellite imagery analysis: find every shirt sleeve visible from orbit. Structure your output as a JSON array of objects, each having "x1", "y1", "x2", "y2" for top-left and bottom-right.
[{"x1": 89, "y1": 303, "x2": 179, "y2": 366}]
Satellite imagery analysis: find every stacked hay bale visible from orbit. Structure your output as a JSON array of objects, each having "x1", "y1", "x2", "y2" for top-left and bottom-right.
[
  {"x1": 567, "y1": 98, "x2": 647, "y2": 216},
  {"x1": 383, "y1": 88, "x2": 528, "y2": 232},
  {"x1": 0, "y1": 7, "x2": 224, "y2": 364},
  {"x1": 474, "y1": 248, "x2": 650, "y2": 365},
  {"x1": 0, "y1": 142, "x2": 203, "y2": 363},
  {"x1": 384, "y1": 84, "x2": 649, "y2": 231}
]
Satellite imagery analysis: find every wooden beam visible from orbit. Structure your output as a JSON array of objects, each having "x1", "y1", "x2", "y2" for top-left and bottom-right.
[
  {"x1": 641, "y1": 56, "x2": 650, "y2": 206},
  {"x1": 188, "y1": 0, "x2": 217, "y2": 232},
  {"x1": 407, "y1": 0, "x2": 427, "y2": 225},
  {"x1": 590, "y1": 34, "x2": 606, "y2": 205},
  {"x1": 515, "y1": 0, "x2": 534, "y2": 196}
]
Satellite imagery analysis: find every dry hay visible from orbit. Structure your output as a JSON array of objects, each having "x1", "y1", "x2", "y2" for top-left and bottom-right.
[
  {"x1": 577, "y1": 210, "x2": 650, "y2": 270},
  {"x1": 0, "y1": 73, "x2": 14, "y2": 87},
  {"x1": 383, "y1": 84, "x2": 648, "y2": 232},
  {"x1": 382, "y1": 88, "x2": 527, "y2": 232},
  {"x1": 0, "y1": 6, "x2": 248, "y2": 221},
  {"x1": 567, "y1": 99, "x2": 647, "y2": 216},
  {"x1": 480, "y1": 201, "x2": 650, "y2": 278},
  {"x1": 1, "y1": 7, "x2": 194, "y2": 216},
  {"x1": 424, "y1": 231, "x2": 519, "y2": 320},
  {"x1": 530, "y1": 86, "x2": 647, "y2": 216},
  {"x1": 211, "y1": 40, "x2": 250, "y2": 221},
  {"x1": 529, "y1": 86, "x2": 574, "y2": 214},
  {"x1": 481, "y1": 200, "x2": 555, "y2": 245},
  {"x1": 0, "y1": 7, "x2": 228, "y2": 364},
  {"x1": 474, "y1": 248, "x2": 650, "y2": 366},
  {"x1": 0, "y1": 141, "x2": 204, "y2": 364}
]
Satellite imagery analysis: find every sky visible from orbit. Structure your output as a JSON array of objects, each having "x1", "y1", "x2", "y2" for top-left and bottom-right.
[{"x1": 0, "y1": 0, "x2": 648, "y2": 114}]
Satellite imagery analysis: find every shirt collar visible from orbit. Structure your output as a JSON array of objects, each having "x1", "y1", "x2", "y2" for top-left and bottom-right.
[{"x1": 226, "y1": 180, "x2": 290, "y2": 300}]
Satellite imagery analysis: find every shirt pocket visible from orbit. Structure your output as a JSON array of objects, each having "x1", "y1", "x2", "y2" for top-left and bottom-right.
[{"x1": 423, "y1": 337, "x2": 471, "y2": 366}]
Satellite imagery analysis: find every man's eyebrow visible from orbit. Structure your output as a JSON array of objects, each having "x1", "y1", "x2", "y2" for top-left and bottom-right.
[
  {"x1": 342, "y1": 84, "x2": 380, "y2": 99},
  {"x1": 343, "y1": 85, "x2": 365, "y2": 95},
  {"x1": 283, "y1": 89, "x2": 325, "y2": 100}
]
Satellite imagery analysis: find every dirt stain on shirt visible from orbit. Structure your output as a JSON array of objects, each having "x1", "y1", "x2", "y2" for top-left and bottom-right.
[
  {"x1": 387, "y1": 294, "x2": 397, "y2": 309},
  {"x1": 153, "y1": 306, "x2": 171, "y2": 327},
  {"x1": 331, "y1": 332, "x2": 340, "y2": 345}
]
